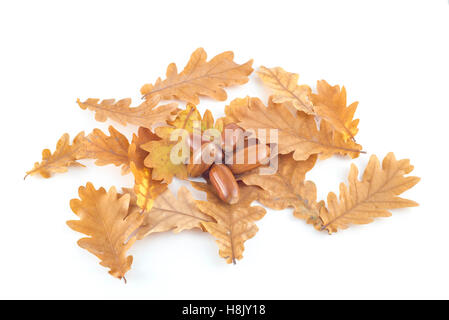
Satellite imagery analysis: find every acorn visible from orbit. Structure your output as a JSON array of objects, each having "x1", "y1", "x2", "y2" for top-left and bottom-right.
[
  {"x1": 187, "y1": 142, "x2": 223, "y2": 177},
  {"x1": 226, "y1": 141, "x2": 270, "y2": 175},
  {"x1": 208, "y1": 164, "x2": 240, "y2": 204},
  {"x1": 221, "y1": 123, "x2": 246, "y2": 152}
]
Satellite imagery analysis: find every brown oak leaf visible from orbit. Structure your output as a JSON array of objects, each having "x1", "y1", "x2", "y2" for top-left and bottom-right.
[
  {"x1": 258, "y1": 67, "x2": 361, "y2": 143},
  {"x1": 67, "y1": 183, "x2": 144, "y2": 281},
  {"x1": 240, "y1": 154, "x2": 324, "y2": 228},
  {"x1": 127, "y1": 128, "x2": 167, "y2": 213},
  {"x1": 257, "y1": 66, "x2": 314, "y2": 114},
  {"x1": 316, "y1": 118, "x2": 363, "y2": 160},
  {"x1": 155, "y1": 103, "x2": 218, "y2": 140},
  {"x1": 141, "y1": 139, "x2": 188, "y2": 184},
  {"x1": 141, "y1": 48, "x2": 254, "y2": 104},
  {"x1": 25, "y1": 132, "x2": 85, "y2": 179},
  {"x1": 77, "y1": 95, "x2": 178, "y2": 129},
  {"x1": 130, "y1": 162, "x2": 167, "y2": 213},
  {"x1": 80, "y1": 126, "x2": 130, "y2": 175},
  {"x1": 320, "y1": 152, "x2": 420, "y2": 234},
  {"x1": 136, "y1": 187, "x2": 214, "y2": 239},
  {"x1": 225, "y1": 96, "x2": 362, "y2": 161},
  {"x1": 192, "y1": 181, "x2": 266, "y2": 264},
  {"x1": 142, "y1": 104, "x2": 221, "y2": 183},
  {"x1": 128, "y1": 127, "x2": 160, "y2": 169},
  {"x1": 311, "y1": 80, "x2": 359, "y2": 142}
]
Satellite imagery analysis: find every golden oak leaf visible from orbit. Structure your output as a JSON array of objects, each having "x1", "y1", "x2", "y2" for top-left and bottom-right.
[
  {"x1": 240, "y1": 154, "x2": 324, "y2": 228},
  {"x1": 142, "y1": 139, "x2": 188, "y2": 184},
  {"x1": 142, "y1": 104, "x2": 222, "y2": 183},
  {"x1": 141, "y1": 48, "x2": 254, "y2": 104},
  {"x1": 25, "y1": 132, "x2": 85, "y2": 179},
  {"x1": 199, "y1": 108, "x2": 223, "y2": 133},
  {"x1": 67, "y1": 183, "x2": 144, "y2": 281},
  {"x1": 170, "y1": 103, "x2": 203, "y2": 132},
  {"x1": 311, "y1": 80, "x2": 359, "y2": 142},
  {"x1": 155, "y1": 104, "x2": 202, "y2": 140},
  {"x1": 257, "y1": 66, "x2": 314, "y2": 114},
  {"x1": 320, "y1": 152, "x2": 420, "y2": 234},
  {"x1": 202, "y1": 109, "x2": 216, "y2": 131},
  {"x1": 136, "y1": 187, "x2": 214, "y2": 239},
  {"x1": 77, "y1": 95, "x2": 178, "y2": 129},
  {"x1": 80, "y1": 126, "x2": 130, "y2": 175},
  {"x1": 192, "y1": 181, "x2": 266, "y2": 264},
  {"x1": 128, "y1": 127, "x2": 160, "y2": 169},
  {"x1": 155, "y1": 104, "x2": 221, "y2": 139},
  {"x1": 128, "y1": 128, "x2": 167, "y2": 213},
  {"x1": 317, "y1": 117, "x2": 363, "y2": 160},
  {"x1": 130, "y1": 162, "x2": 167, "y2": 213},
  {"x1": 225, "y1": 96, "x2": 362, "y2": 161}
]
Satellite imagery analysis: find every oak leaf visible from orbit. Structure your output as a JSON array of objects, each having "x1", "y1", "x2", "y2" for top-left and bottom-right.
[
  {"x1": 127, "y1": 128, "x2": 168, "y2": 212},
  {"x1": 137, "y1": 187, "x2": 214, "y2": 239},
  {"x1": 154, "y1": 104, "x2": 218, "y2": 140},
  {"x1": 25, "y1": 132, "x2": 85, "y2": 179},
  {"x1": 320, "y1": 152, "x2": 420, "y2": 234},
  {"x1": 258, "y1": 67, "x2": 360, "y2": 142},
  {"x1": 80, "y1": 126, "x2": 130, "y2": 175},
  {"x1": 257, "y1": 66, "x2": 314, "y2": 114},
  {"x1": 130, "y1": 162, "x2": 167, "y2": 213},
  {"x1": 202, "y1": 109, "x2": 217, "y2": 132},
  {"x1": 67, "y1": 183, "x2": 144, "y2": 281},
  {"x1": 240, "y1": 154, "x2": 324, "y2": 228},
  {"x1": 225, "y1": 96, "x2": 362, "y2": 161},
  {"x1": 142, "y1": 139, "x2": 188, "y2": 183},
  {"x1": 316, "y1": 119, "x2": 362, "y2": 160},
  {"x1": 128, "y1": 127, "x2": 160, "y2": 169},
  {"x1": 141, "y1": 48, "x2": 254, "y2": 104},
  {"x1": 143, "y1": 104, "x2": 221, "y2": 183},
  {"x1": 77, "y1": 95, "x2": 178, "y2": 129},
  {"x1": 192, "y1": 181, "x2": 266, "y2": 264},
  {"x1": 311, "y1": 80, "x2": 359, "y2": 142}
]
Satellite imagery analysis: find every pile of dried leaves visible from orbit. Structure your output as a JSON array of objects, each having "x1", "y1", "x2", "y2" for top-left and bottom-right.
[{"x1": 26, "y1": 48, "x2": 420, "y2": 282}]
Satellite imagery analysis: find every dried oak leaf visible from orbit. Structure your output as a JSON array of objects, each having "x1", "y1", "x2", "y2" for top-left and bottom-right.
[
  {"x1": 203, "y1": 109, "x2": 219, "y2": 131},
  {"x1": 127, "y1": 128, "x2": 167, "y2": 213},
  {"x1": 130, "y1": 162, "x2": 167, "y2": 213},
  {"x1": 77, "y1": 95, "x2": 178, "y2": 129},
  {"x1": 257, "y1": 66, "x2": 314, "y2": 114},
  {"x1": 192, "y1": 181, "x2": 266, "y2": 264},
  {"x1": 155, "y1": 104, "x2": 219, "y2": 140},
  {"x1": 225, "y1": 96, "x2": 362, "y2": 161},
  {"x1": 25, "y1": 132, "x2": 85, "y2": 179},
  {"x1": 128, "y1": 127, "x2": 160, "y2": 169},
  {"x1": 142, "y1": 105, "x2": 220, "y2": 183},
  {"x1": 136, "y1": 186, "x2": 214, "y2": 239},
  {"x1": 67, "y1": 183, "x2": 144, "y2": 281},
  {"x1": 141, "y1": 47, "x2": 254, "y2": 104},
  {"x1": 80, "y1": 126, "x2": 130, "y2": 175},
  {"x1": 311, "y1": 80, "x2": 359, "y2": 142},
  {"x1": 258, "y1": 67, "x2": 360, "y2": 142},
  {"x1": 141, "y1": 139, "x2": 188, "y2": 184},
  {"x1": 240, "y1": 154, "x2": 324, "y2": 229},
  {"x1": 316, "y1": 117, "x2": 362, "y2": 160},
  {"x1": 320, "y1": 152, "x2": 420, "y2": 234}
]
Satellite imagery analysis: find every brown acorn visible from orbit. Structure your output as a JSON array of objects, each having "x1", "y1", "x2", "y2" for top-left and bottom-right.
[
  {"x1": 225, "y1": 140, "x2": 270, "y2": 175},
  {"x1": 221, "y1": 123, "x2": 246, "y2": 152},
  {"x1": 208, "y1": 164, "x2": 240, "y2": 204},
  {"x1": 187, "y1": 142, "x2": 223, "y2": 177}
]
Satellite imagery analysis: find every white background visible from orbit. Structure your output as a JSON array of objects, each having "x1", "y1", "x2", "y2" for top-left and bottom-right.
[{"x1": 0, "y1": 0, "x2": 448, "y2": 299}]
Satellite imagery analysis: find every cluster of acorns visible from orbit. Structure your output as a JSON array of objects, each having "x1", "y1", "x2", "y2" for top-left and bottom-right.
[{"x1": 185, "y1": 123, "x2": 270, "y2": 204}]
